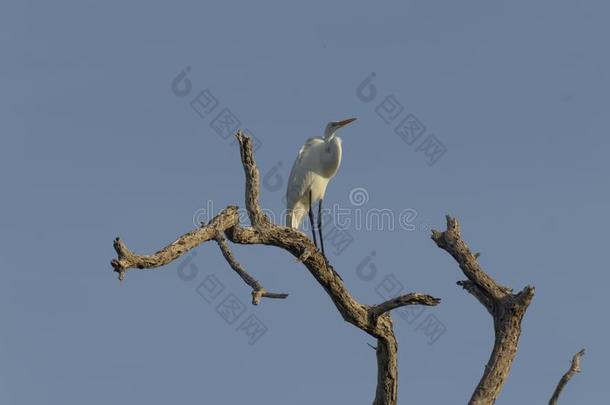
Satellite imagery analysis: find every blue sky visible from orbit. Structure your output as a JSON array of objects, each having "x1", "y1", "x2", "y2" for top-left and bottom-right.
[{"x1": 1, "y1": 1, "x2": 608, "y2": 404}]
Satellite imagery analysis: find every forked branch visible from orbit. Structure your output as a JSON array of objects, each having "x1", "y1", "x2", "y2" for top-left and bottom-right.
[
  {"x1": 432, "y1": 216, "x2": 535, "y2": 405},
  {"x1": 110, "y1": 131, "x2": 440, "y2": 405},
  {"x1": 215, "y1": 235, "x2": 288, "y2": 305},
  {"x1": 111, "y1": 205, "x2": 240, "y2": 281},
  {"x1": 109, "y1": 132, "x2": 586, "y2": 405}
]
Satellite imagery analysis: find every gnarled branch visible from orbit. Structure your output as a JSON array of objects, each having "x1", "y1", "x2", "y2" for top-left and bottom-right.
[
  {"x1": 432, "y1": 216, "x2": 535, "y2": 405},
  {"x1": 111, "y1": 205, "x2": 240, "y2": 281},
  {"x1": 110, "y1": 131, "x2": 440, "y2": 405},
  {"x1": 215, "y1": 234, "x2": 288, "y2": 305},
  {"x1": 549, "y1": 348, "x2": 585, "y2": 405},
  {"x1": 110, "y1": 132, "x2": 584, "y2": 405},
  {"x1": 370, "y1": 293, "x2": 441, "y2": 320}
]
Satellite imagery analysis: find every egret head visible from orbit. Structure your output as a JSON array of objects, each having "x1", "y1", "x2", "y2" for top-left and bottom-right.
[{"x1": 324, "y1": 117, "x2": 356, "y2": 139}]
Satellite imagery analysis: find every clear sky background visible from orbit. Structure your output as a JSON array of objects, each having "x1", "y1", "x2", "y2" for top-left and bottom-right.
[{"x1": 1, "y1": 1, "x2": 608, "y2": 404}]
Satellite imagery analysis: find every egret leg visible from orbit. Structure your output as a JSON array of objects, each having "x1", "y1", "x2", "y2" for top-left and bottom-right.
[
  {"x1": 318, "y1": 199, "x2": 325, "y2": 257},
  {"x1": 318, "y1": 199, "x2": 342, "y2": 280},
  {"x1": 308, "y1": 190, "x2": 318, "y2": 248}
]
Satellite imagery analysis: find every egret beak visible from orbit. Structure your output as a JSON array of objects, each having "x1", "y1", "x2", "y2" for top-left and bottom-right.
[{"x1": 336, "y1": 117, "x2": 357, "y2": 128}]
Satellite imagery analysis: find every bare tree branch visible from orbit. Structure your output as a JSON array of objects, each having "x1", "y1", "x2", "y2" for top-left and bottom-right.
[
  {"x1": 110, "y1": 132, "x2": 588, "y2": 405},
  {"x1": 370, "y1": 293, "x2": 441, "y2": 320},
  {"x1": 110, "y1": 131, "x2": 440, "y2": 405},
  {"x1": 232, "y1": 132, "x2": 443, "y2": 405},
  {"x1": 432, "y1": 216, "x2": 535, "y2": 405},
  {"x1": 549, "y1": 348, "x2": 585, "y2": 405},
  {"x1": 215, "y1": 234, "x2": 288, "y2": 305},
  {"x1": 237, "y1": 132, "x2": 269, "y2": 228},
  {"x1": 110, "y1": 205, "x2": 240, "y2": 281},
  {"x1": 431, "y1": 217, "x2": 514, "y2": 301}
]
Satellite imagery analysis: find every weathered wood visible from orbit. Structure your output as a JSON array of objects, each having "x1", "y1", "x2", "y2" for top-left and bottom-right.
[
  {"x1": 549, "y1": 349, "x2": 585, "y2": 405},
  {"x1": 370, "y1": 293, "x2": 441, "y2": 321},
  {"x1": 111, "y1": 205, "x2": 240, "y2": 281},
  {"x1": 215, "y1": 234, "x2": 288, "y2": 305},
  {"x1": 110, "y1": 131, "x2": 440, "y2": 405},
  {"x1": 432, "y1": 216, "x2": 535, "y2": 405},
  {"x1": 110, "y1": 132, "x2": 587, "y2": 405}
]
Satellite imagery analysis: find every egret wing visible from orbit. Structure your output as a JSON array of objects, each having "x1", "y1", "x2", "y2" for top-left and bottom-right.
[{"x1": 286, "y1": 137, "x2": 322, "y2": 209}]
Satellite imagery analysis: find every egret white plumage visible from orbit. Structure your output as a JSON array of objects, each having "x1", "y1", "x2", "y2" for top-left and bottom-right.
[{"x1": 285, "y1": 117, "x2": 356, "y2": 256}]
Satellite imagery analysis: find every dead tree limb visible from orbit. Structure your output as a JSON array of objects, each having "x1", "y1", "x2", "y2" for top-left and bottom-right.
[
  {"x1": 215, "y1": 234, "x2": 288, "y2": 305},
  {"x1": 111, "y1": 205, "x2": 239, "y2": 281},
  {"x1": 110, "y1": 131, "x2": 440, "y2": 405},
  {"x1": 370, "y1": 293, "x2": 441, "y2": 321},
  {"x1": 432, "y1": 216, "x2": 535, "y2": 405},
  {"x1": 549, "y1": 348, "x2": 585, "y2": 405}
]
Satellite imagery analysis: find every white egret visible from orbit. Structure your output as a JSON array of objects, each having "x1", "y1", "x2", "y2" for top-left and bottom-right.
[{"x1": 285, "y1": 117, "x2": 357, "y2": 256}]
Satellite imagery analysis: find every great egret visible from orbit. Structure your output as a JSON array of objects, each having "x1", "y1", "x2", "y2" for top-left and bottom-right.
[{"x1": 285, "y1": 117, "x2": 357, "y2": 256}]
